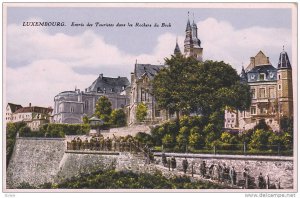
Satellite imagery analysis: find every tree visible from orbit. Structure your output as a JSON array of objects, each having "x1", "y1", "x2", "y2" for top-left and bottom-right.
[
  {"x1": 94, "y1": 96, "x2": 112, "y2": 123},
  {"x1": 135, "y1": 132, "x2": 154, "y2": 147},
  {"x1": 152, "y1": 55, "x2": 199, "y2": 120},
  {"x1": 19, "y1": 126, "x2": 32, "y2": 137},
  {"x1": 82, "y1": 115, "x2": 89, "y2": 124},
  {"x1": 162, "y1": 134, "x2": 175, "y2": 149},
  {"x1": 219, "y1": 131, "x2": 239, "y2": 150},
  {"x1": 152, "y1": 57, "x2": 251, "y2": 119},
  {"x1": 176, "y1": 126, "x2": 189, "y2": 150},
  {"x1": 136, "y1": 103, "x2": 148, "y2": 122},
  {"x1": 249, "y1": 129, "x2": 272, "y2": 150},
  {"x1": 110, "y1": 109, "x2": 126, "y2": 127},
  {"x1": 188, "y1": 126, "x2": 204, "y2": 149}
]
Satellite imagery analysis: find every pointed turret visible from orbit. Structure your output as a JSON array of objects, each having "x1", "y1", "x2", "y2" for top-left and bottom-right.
[
  {"x1": 278, "y1": 46, "x2": 291, "y2": 69},
  {"x1": 186, "y1": 19, "x2": 192, "y2": 31},
  {"x1": 184, "y1": 12, "x2": 203, "y2": 61},
  {"x1": 277, "y1": 46, "x2": 293, "y2": 119},
  {"x1": 174, "y1": 38, "x2": 181, "y2": 55},
  {"x1": 240, "y1": 66, "x2": 248, "y2": 83}
]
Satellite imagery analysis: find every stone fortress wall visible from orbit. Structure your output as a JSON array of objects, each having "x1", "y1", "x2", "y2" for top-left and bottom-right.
[{"x1": 6, "y1": 138, "x2": 294, "y2": 189}]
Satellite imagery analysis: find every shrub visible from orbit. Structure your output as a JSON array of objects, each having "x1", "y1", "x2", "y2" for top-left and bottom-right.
[
  {"x1": 162, "y1": 134, "x2": 175, "y2": 148},
  {"x1": 135, "y1": 132, "x2": 154, "y2": 146},
  {"x1": 136, "y1": 103, "x2": 148, "y2": 122},
  {"x1": 110, "y1": 109, "x2": 126, "y2": 127},
  {"x1": 249, "y1": 129, "x2": 273, "y2": 150}
]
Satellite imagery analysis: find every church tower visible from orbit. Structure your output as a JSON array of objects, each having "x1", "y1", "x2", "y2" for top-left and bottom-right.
[
  {"x1": 174, "y1": 37, "x2": 181, "y2": 56},
  {"x1": 277, "y1": 47, "x2": 293, "y2": 119},
  {"x1": 184, "y1": 13, "x2": 203, "y2": 61}
]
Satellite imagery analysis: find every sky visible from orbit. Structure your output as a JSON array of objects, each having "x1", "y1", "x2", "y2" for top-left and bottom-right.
[{"x1": 4, "y1": 5, "x2": 294, "y2": 107}]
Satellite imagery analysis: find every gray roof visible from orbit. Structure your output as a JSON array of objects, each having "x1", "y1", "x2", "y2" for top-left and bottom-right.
[
  {"x1": 135, "y1": 64, "x2": 165, "y2": 80},
  {"x1": 247, "y1": 64, "x2": 277, "y2": 73},
  {"x1": 87, "y1": 74, "x2": 130, "y2": 93},
  {"x1": 278, "y1": 50, "x2": 291, "y2": 69}
]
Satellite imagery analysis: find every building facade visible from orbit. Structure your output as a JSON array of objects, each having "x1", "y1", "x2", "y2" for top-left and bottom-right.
[
  {"x1": 52, "y1": 74, "x2": 130, "y2": 124},
  {"x1": 5, "y1": 103, "x2": 23, "y2": 122},
  {"x1": 128, "y1": 16, "x2": 203, "y2": 125},
  {"x1": 224, "y1": 49, "x2": 293, "y2": 132},
  {"x1": 6, "y1": 103, "x2": 53, "y2": 131}
]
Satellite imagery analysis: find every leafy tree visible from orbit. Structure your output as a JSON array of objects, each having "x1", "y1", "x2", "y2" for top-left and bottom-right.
[
  {"x1": 176, "y1": 126, "x2": 189, "y2": 150},
  {"x1": 136, "y1": 103, "x2": 148, "y2": 122},
  {"x1": 162, "y1": 134, "x2": 175, "y2": 148},
  {"x1": 6, "y1": 123, "x2": 18, "y2": 167},
  {"x1": 150, "y1": 126, "x2": 164, "y2": 146},
  {"x1": 203, "y1": 123, "x2": 219, "y2": 148},
  {"x1": 82, "y1": 115, "x2": 89, "y2": 124},
  {"x1": 152, "y1": 55, "x2": 199, "y2": 120},
  {"x1": 95, "y1": 96, "x2": 112, "y2": 123},
  {"x1": 135, "y1": 132, "x2": 154, "y2": 147},
  {"x1": 188, "y1": 126, "x2": 204, "y2": 149},
  {"x1": 19, "y1": 126, "x2": 32, "y2": 137},
  {"x1": 219, "y1": 131, "x2": 239, "y2": 150},
  {"x1": 280, "y1": 116, "x2": 293, "y2": 134},
  {"x1": 153, "y1": 57, "x2": 251, "y2": 120},
  {"x1": 249, "y1": 129, "x2": 272, "y2": 150},
  {"x1": 110, "y1": 109, "x2": 126, "y2": 127},
  {"x1": 282, "y1": 132, "x2": 293, "y2": 150}
]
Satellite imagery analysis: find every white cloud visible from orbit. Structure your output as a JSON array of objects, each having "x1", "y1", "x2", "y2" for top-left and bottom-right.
[
  {"x1": 6, "y1": 59, "x2": 97, "y2": 107},
  {"x1": 5, "y1": 17, "x2": 292, "y2": 107},
  {"x1": 6, "y1": 22, "x2": 178, "y2": 107},
  {"x1": 197, "y1": 18, "x2": 292, "y2": 71}
]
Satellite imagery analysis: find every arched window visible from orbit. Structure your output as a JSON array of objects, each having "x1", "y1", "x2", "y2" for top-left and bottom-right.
[{"x1": 70, "y1": 106, "x2": 75, "y2": 113}]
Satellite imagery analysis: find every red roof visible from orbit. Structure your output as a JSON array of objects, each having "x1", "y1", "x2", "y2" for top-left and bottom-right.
[{"x1": 14, "y1": 106, "x2": 53, "y2": 114}]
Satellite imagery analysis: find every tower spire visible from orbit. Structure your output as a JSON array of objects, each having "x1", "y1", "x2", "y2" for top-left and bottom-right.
[{"x1": 174, "y1": 36, "x2": 181, "y2": 55}]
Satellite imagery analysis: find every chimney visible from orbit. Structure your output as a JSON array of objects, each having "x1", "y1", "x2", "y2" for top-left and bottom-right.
[
  {"x1": 99, "y1": 73, "x2": 103, "y2": 78},
  {"x1": 250, "y1": 57, "x2": 255, "y2": 67},
  {"x1": 29, "y1": 103, "x2": 31, "y2": 107}
]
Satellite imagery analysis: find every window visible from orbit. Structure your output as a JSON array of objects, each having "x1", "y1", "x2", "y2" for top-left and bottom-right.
[
  {"x1": 278, "y1": 74, "x2": 281, "y2": 80},
  {"x1": 250, "y1": 106, "x2": 256, "y2": 115},
  {"x1": 278, "y1": 85, "x2": 281, "y2": 90},
  {"x1": 97, "y1": 87, "x2": 101, "y2": 92},
  {"x1": 259, "y1": 88, "x2": 266, "y2": 98},
  {"x1": 70, "y1": 107, "x2": 74, "y2": 112},
  {"x1": 251, "y1": 89, "x2": 256, "y2": 99},
  {"x1": 269, "y1": 87, "x2": 275, "y2": 98},
  {"x1": 84, "y1": 101, "x2": 89, "y2": 111},
  {"x1": 259, "y1": 73, "x2": 265, "y2": 81}
]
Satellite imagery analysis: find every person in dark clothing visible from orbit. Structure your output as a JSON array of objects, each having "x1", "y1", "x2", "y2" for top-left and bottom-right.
[
  {"x1": 258, "y1": 172, "x2": 265, "y2": 189},
  {"x1": 171, "y1": 156, "x2": 177, "y2": 171},
  {"x1": 182, "y1": 157, "x2": 188, "y2": 174},
  {"x1": 161, "y1": 152, "x2": 167, "y2": 167}
]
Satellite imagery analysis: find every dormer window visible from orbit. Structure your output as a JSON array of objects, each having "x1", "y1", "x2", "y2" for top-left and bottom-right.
[
  {"x1": 97, "y1": 87, "x2": 101, "y2": 92},
  {"x1": 259, "y1": 73, "x2": 265, "y2": 81}
]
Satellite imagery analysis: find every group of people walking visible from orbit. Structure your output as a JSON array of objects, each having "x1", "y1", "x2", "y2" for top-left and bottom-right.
[
  {"x1": 66, "y1": 135, "x2": 145, "y2": 153},
  {"x1": 161, "y1": 153, "x2": 278, "y2": 189}
]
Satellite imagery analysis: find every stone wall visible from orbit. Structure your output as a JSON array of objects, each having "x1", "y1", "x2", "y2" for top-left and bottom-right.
[
  {"x1": 153, "y1": 154, "x2": 293, "y2": 189},
  {"x1": 6, "y1": 138, "x2": 294, "y2": 189},
  {"x1": 6, "y1": 138, "x2": 65, "y2": 188}
]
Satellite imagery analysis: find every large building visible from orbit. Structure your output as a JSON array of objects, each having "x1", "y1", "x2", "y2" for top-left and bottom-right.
[
  {"x1": 52, "y1": 74, "x2": 130, "y2": 124},
  {"x1": 128, "y1": 16, "x2": 203, "y2": 125},
  {"x1": 224, "y1": 49, "x2": 293, "y2": 132},
  {"x1": 6, "y1": 103, "x2": 53, "y2": 131}
]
